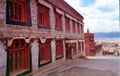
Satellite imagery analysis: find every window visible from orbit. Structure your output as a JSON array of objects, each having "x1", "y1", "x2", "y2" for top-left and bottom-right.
[
  {"x1": 78, "y1": 42, "x2": 81, "y2": 51},
  {"x1": 81, "y1": 25, "x2": 84, "y2": 34},
  {"x1": 56, "y1": 40, "x2": 63, "y2": 59},
  {"x1": 65, "y1": 17, "x2": 70, "y2": 32},
  {"x1": 77, "y1": 23, "x2": 80, "y2": 34},
  {"x1": 82, "y1": 42, "x2": 84, "y2": 51},
  {"x1": 72, "y1": 20, "x2": 76, "y2": 33},
  {"x1": 39, "y1": 39, "x2": 51, "y2": 65},
  {"x1": 6, "y1": 0, "x2": 31, "y2": 25},
  {"x1": 38, "y1": 4, "x2": 49, "y2": 28},
  {"x1": 73, "y1": 43, "x2": 76, "y2": 55},
  {"x1": 55, "y1": 12, "x2": 62, "y2": 30},
  {"x1": 9, "y1": 39, "x2": 30, "y2": 74}
]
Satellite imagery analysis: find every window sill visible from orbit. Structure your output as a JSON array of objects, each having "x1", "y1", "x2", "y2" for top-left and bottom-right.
[
  {"x1": 40, "y1": 60, "x2": 51, "y2": 64},
  {"x1": 10, "y1": 68, "x2": 30, "y2": 76},
  {"x1": 6, "y1": 20, "x2": 31, "y2": 26},
  {"x1": 38, "y1": 25, "x2": 51, "y2": 29},
  {"x1": 39, "y1": 60, "x2": 52, "y2": 67},
  {"x1": 56, "y1": 55, "x2": 63, "y2": 60}
]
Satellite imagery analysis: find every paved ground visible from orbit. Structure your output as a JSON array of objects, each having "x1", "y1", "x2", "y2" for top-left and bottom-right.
[{"x1": 34, "y1": 56, "x2": 120, "y2": 76}]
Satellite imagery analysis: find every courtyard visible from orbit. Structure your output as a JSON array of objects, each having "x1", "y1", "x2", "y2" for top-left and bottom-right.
[{"x1": 34, "y1": 56, "x2": 120, "y2": 76}]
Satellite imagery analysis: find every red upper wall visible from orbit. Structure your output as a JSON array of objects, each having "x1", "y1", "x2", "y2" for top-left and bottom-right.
[
  {"x1": 84, "y1": 32, "x2": 95, "y2": 56},
  {"x1": 46, "y1": 0, "x2": 84, "y2": 22}
]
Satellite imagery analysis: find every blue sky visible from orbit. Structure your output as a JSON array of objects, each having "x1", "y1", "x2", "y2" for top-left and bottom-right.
[
  {"x1": 65, "y1": 0, "x2": 119, "y2": 33},
  {"x1": 81, "y1": 0, "x2": 96, "y2": 7}
]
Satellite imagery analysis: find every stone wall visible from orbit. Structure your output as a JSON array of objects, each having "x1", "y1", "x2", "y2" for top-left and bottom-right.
[{"x1": 0, "y1": 41, "x2": 7, "y2": 76}]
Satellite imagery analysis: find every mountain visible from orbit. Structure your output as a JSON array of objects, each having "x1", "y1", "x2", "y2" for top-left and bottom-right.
[{"x1": 94, "y1": 32, "x2": 120, "y2": 39}]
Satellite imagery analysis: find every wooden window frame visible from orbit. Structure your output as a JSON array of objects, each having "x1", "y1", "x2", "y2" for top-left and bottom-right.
[
  {"x1": 81, "y1": 25, "x2": 84, "y2": 34},
  {"x1": 8, "y1": 39, "x2": 31, "y2": 76},
  {"x1": 38, "y1": 4, "x2": 50, "y2": 29},
  {"x1": 38, "y1": 39, "x2": 52, "y2": 67},
  {"x1": 55, "y1": 12, "x2": 63, "y2": 31},
  {"x1": 6, "y1": 0, "x2": 31, "y2": 26},
  {"x1": 73, "y1": 43, "x2": 77, "y2": 55},
  {"x1": 81, "y1": 42, "x2": 84, "y2": 51},
  {"x1": 65, "y1": 16, "x2": 70, "y2": 32},
  {"x1": 56, "y1": 40, "x2": 64, "y2": 60},
  {"x1": 78, "y1": 42, "x2": 81, "y2": 51},
  {"x1": 72, "y1": 20, "x2": 76, "y2": 33},
  {"x1": 77, "y1": 23, "x2": 80, "y2": 34}
]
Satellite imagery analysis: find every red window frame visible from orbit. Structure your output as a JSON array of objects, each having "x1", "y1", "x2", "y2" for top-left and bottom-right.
[
  {"x1": 8, "y1": 39, "x2": 30, "y2": 74},
  {"x1": 55, "y1": 12, "x2": 62, "y2": 30},
  {"x1": 78, "y1": 42, "x2": 81, "y2": 51},
  {"x1": 9, "y1": 0, "x2": 29, "y2": 22},
  {"x1": 73, "y1": 43, "x2": 76, "y2": 55},
  {"x1": 38, "y1": 4, "x2": 50, "y2": 28},
  {"x1": 65, "y1": 17, "x2": 70, "y2": 32},
  {"x1": 81, "y1": 25, "x2": 84, "y2": 34},
  {"x1": 82, "y1": 42, "x2": 84, "y2": 51},
  {"x1": 56, "y1": 40, "x2": 63, "y2": 59},
  {"x1": 72, "y1": 20, "x2": 76, "y2": 33},
  {"x1": 39, "y1": 39, "x2": 51, "y2": 64},
  {"x1": 77, "y1": 23, "x2": 80, "y2": 34}
]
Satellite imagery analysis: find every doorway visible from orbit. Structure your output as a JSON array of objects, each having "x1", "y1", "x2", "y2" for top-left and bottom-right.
[{"x1": 66, "y1": 43, "x2": 72, "y2": 60}]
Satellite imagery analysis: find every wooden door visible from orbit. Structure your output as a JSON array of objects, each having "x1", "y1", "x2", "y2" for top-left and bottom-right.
[{"x1": 66, "y1": 43, "x2": 72, "y2": 59}]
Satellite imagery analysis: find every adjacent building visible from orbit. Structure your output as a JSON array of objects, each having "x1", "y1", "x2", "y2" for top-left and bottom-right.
[
  {"x1": 84, "y1": 29, "x2": 95, "y2": 56},
  {"x1": 84, "y1": 29, "x2": 102, "y2": 56},
  {"x1": 0, "y1": 0, "x2": 84, "y2": 76}
]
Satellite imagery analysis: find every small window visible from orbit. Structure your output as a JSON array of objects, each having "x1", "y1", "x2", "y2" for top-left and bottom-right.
[
  {"x1": 78, "y1": 42, "x2": 81, "y2": 51},
  {"x1": 77, "y1": 23, "x2": 80, "y2": 34},
  {"x1": 55, "y1": 12, "x2": 62, "y2": 30},
  {"x1": 82, "y1": 42, "x2": 84, "y2": 51},
  {"x1": 6, "y1": 0, "x2": 31, "y2": 25},
  {"x1": 81, "y1": 25, "x2": 84, "y2": 34},
  {"x1": 65, "y1": 17, "x2": 70, "y2": 32},
  {"x1": 72, "y1": 20, "x2": 76, "y2": 33},
  {"x1": 56, "y1": 40, "x2": 63, "y2": 59},
  {"x1": 39, "y1": 39, "x2": 51, "y2": 65},
  {"x1": 38, "y1": 4, "x2": 50, "y2": 28},
  {"x1": 73, "y1": 43, "x2": 76, "y2": 55}
]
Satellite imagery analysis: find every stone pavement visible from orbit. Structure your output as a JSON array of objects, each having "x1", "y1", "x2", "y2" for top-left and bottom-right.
[{"x1": 34, "y1": 56, "x2": 120, "y2": 76}]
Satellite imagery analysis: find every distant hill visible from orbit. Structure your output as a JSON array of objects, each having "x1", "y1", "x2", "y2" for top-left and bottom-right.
[{"x1": 94, "y1": 32, "x2": 120, "y2": 39}]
